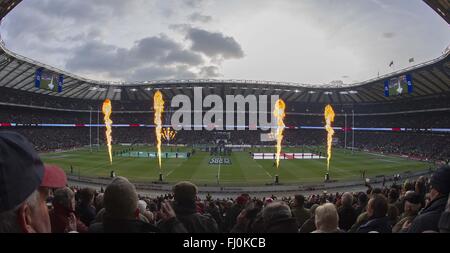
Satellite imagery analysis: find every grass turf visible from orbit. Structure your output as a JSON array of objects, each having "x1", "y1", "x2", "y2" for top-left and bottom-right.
[{"x1": 40, "y1": 145, "x2": 430, "y2": 186}]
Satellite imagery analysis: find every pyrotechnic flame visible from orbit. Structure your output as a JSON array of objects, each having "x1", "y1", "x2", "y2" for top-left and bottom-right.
[
  {"x1": 102, "y1": 99, "x2": 113, "y2": 164},
  {"x1": 273, "y1": 99, "x2": 286, "y2": 169},
  {"x1": 162, "y1": 127, "x2": 176, "y2": 142},
  {"x1": 324, "y1": 104, "x2": 335, "y2": 172},
  {"x1": 154, "y1": 91, "x2": 164, "y2": 169}
]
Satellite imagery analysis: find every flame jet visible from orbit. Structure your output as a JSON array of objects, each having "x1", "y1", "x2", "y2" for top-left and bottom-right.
[
  {"x1": 324, "y1": 104, "x2": 336, "y2": 172},
  {"x1": 273, "y1": 99, "x2": 286, "y2": 169},
  {"x1": 162, "y1": 128, "x2": 176, "y2": 142},
  {"x1": 102, "y1": 99, "x2": 113, "y2": 164},
  {"x1": 154, "y1": 91, "x2": 165, "y2": 169}
]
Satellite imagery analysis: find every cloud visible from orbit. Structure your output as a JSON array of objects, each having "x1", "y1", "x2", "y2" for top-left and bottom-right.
[
  {"x1": 184, "y1": 0, "x2": 207, "y2": 8},
  {"x1": 382, "y1": 32, "x2": 395, "y2": 39},
  {"x1": 65, "y1": 33, "x2": 208, "y2": 81},
  {"x1": 129, "y1": 65, "x2": 196, "y2": 81},
  {"x1": 199, "y1": 66, "x2": 221, "y2": 78},
  {"x1": 188, "y1": 12, "x2": 213, "y2": 23},
  {"x1": 185, "y1": 27, "x2": 244, "y2": 60}
]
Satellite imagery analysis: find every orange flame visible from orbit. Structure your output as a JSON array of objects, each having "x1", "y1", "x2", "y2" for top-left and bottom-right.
[
  {"x1": 154, "y1": 91, "x2": 164, "y2": 169},
  {"x1": 273, "y1": 99, "x2": 286, "y2": 169},
  {"x1": 102, "y1": 99, "x2": 113, "y2": 164},
  {"x1": 324, "y1": 104, "x2": 335, "y2": 172},
  {"x1": 162, "y1": 127, "x2": 176, "y2": 142}
]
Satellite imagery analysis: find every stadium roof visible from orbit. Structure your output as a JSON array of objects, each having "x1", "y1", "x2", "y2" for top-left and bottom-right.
[
  {"x1": 0, "y1": 0, "x2": 449, "y2": 103},
  {"x1": 423, "y1": 0, "x2": 450, "y2": 24}
]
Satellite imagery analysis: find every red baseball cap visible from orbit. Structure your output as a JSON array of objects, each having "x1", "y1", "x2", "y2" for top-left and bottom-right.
[{"x1": 42, "y1": 164, "x2": 67, "y2": 188}]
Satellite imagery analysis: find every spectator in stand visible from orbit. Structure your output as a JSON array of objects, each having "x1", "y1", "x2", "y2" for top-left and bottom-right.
[
  {"x1": 299, "y1": 204, "x2": 319, "y2": 233},
  {"x1": 206, "y1": 201, "x2": 223, "y2": 232},
  {"x1": 357, "y1": 194, "x2": 391, "y2": 233},
  {"x1": 224, "y1": 194, "x2": 248, "y2": 232},
  {"x1": 158, "y1": 181, "x2": 218, "y2": 233},
  {"x1": 438, "y1": 194, "x2": 450, "y2": 233},
  {"x1": 0, "y1": 131, "x2": 67, "y2": 233},
  {"x1": 387, "y1": 188, "x2": 400, "y2": 226},
  {"x1": 50, "y1": 187, "x2": 88, "y2": 233},
  {"x1": 94, "y1": 193, "x2": 104, "y2": 214},
  {"x1": 76, "y1": 188, "x2": 96, "y2": 227},
  {"x1": 291, "y1": 194, "x2": 310, "y2": 229},
  {"x1": 407, "y1": 165, "x2": 450, "y2": 233},
  {"x1": 313, "y1": 203, "x2": 342, "y2": 233},
  {"x1": 338, "y1": 192, "x2": 357, "y2": 231},
  {"x1": 261, "y1": 201, "x2": 298, "y2": 233},
  {"x1": 89, "y1": 176, "x2": 185, "y2": 233},
  {"x1": 137, "y1": 200, "x2": 154, "y2": 224},
  {"x1": 392, "y1": 191, "x2": 422, "y2": 233},
  {"x1": 354, "y1": 192, "x2": 368, "y2": 216}
]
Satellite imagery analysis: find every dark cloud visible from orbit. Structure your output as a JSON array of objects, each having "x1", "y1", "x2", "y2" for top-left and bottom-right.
[
  {"x1": 184, "y1": 0, "x2": 207, "y2": 8},
  {"x1": 199, "y1": 66, "x2": 221, "y2": 78},
  {"x1": 65, "y1": 34, "x2": 206, "y2": 81},
  {"x1": 185, "y1": 27, "x2": 244, "y2": 60},
  {"x1": 188, "y1": 12, "x2": 213, "y2": 23},
  {"x1": 162, "y1": 50, "x2": 204, "y2": 65},
  {"x1": 382, "y1": 32, "x2": 395, "y2": 38}
]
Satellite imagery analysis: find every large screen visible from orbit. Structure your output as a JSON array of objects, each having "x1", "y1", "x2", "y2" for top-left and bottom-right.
[{"x1": 384, "y1": 73, "x2": 413, "y2": 97}]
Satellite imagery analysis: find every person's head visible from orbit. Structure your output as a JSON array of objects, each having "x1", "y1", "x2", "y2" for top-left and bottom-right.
[
  {"x1": 0, "y1": 132, "x2": 67, "y2": 233},
  {"x1": 403, "y1": 191, "x2": 422, "y2": 216},
  {"x1": 367, "y1": 194, "x2": 388, "y2": 219},
  {"x1": 314, "y1": 203, "x2": 339, "y2": 232},
  {"x1": 294, "y1": 194, "x2": 306, "y2": 207},
  {"x1": 103, "y1": 177, "x2": 138, "y2": 219},
  {"x1": 172, "y1": 181, "x2": 198, "y2": 206},
  {"x1": 79, "y1": 188, "x2": 95, "y2": 205},
  {"x1": 262, "y1": 201, "x2": 292, "y2": 224},
  {"x1": 370, "y1": 188, "x2": 383, "y2": 197},
  {"x1": 415, "y1": 176, "x2": 426, "y2": 194},
  {"x1": 310, "y1": 204, "x2": 319, "y2": 217},
  {"x1": 403, "y1": 180, "x2": 415, "y2": 193},
  {"x1": 236, "y1": 195, "x2": 247, "y2": 206},
  {"x1": 388, "y1": 188, "x2": 399, "y2": 202},
  {"x1": 429, "y1": 165, "x2": 450, "y2": 201},
  {"x1": 341, "y1": 192, "x2": 353, "y2": 207},
  {"x1": 53, "y1": 187, "x2": 75, "y2": 211},
  {"x1": 357, "y1": 192, "x2": 368, "y2": 207},
  {"x1": 137, "y1": 200, "x2": 147, "y2": 214}
]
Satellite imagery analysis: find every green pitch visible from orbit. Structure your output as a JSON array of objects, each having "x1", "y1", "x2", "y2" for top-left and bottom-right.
[{"x1": 40, "y1": 145, "x2": 430, "y2": 186}]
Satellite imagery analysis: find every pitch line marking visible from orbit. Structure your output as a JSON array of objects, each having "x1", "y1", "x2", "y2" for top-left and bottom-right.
[{"x1": 166, "y1": 169, "x2": 175, "y2": 177}]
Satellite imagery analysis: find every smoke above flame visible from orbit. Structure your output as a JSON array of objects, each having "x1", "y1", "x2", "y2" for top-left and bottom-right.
[{"x1": 102, "y1": 99, "x2": 113, "y2": 164}]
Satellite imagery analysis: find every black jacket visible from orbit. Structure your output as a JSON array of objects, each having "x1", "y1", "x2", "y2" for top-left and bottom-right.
[
  {"x1": 158, "y1": 202, "x2": 219, "y2": 233},
  {"x1": 407, "y1": 195, "x2": 448, "y2": 233},
  {"x1": 264, "y1": 217, "x2": 298, "y2": 233},
  {"x1": 89, "y1": 216, "x2": 186, "y2": 233},
  {"x1": 338, "y1": 205, "x2": 358, "y2": 231},
  {"x1": 76, "y1": 203, "x2": 96, "y2": 227},
  {"x1": 356, "y1": 216, "x2": 392, "y2": 233},
  {"x1": 439, "y1": 211, "x2": 450, "y2": 233}
]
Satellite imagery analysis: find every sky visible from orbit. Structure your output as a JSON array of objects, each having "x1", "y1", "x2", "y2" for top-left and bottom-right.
[{"x1": 1, "y1": 0, "x2": 449, "y2": 85}]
